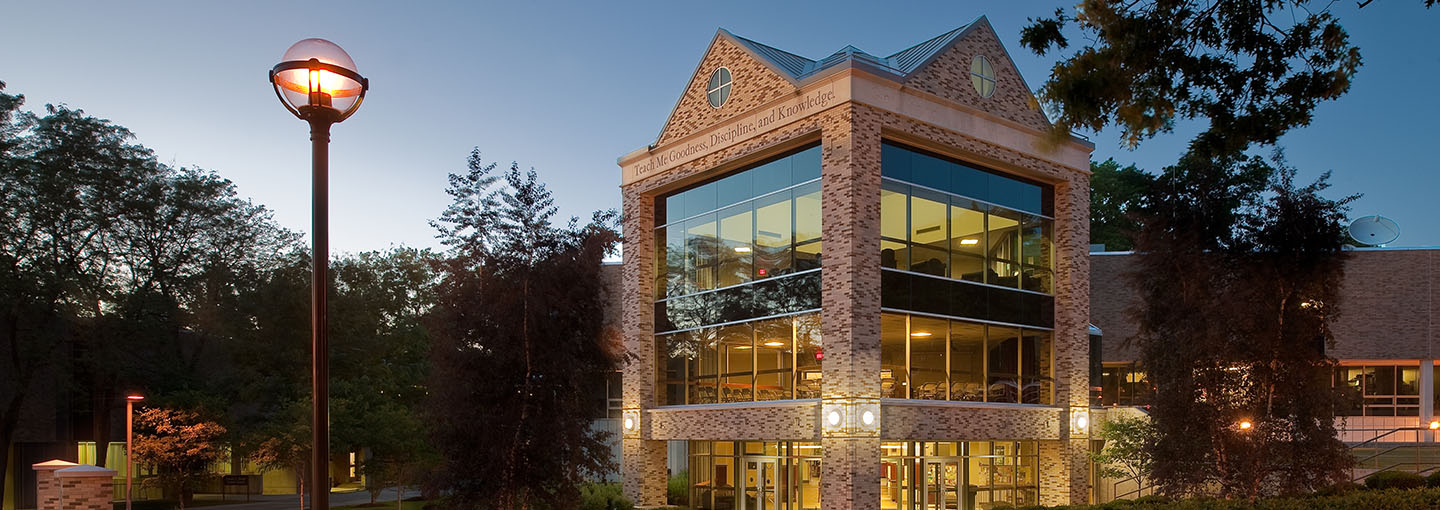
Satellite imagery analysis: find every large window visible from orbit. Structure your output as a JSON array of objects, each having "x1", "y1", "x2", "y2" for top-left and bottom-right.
[
  {"x1": 655, "y1": 145, "x2": 823, "y2": 334},
  {"x1": 881, "y1": 141, "x2": 1054, "y2": 330},
  {"x1": 880, "y1": 312, "x2": 1052, "y2": 404},
  {"x1": 689, "y1": 441, "x2": 821, "y2": 510},
  {"x1": 1095, "y1": 362, "x2": 1153, "y2": 407},
  {"x1": 881, "y1": 441, "x2": 1039, "y2": 510},
  {"x1": 658, "y1": 313, "x2": 822, "y2": 405},
  {"x1": 1335, "y1": 364, "x2": 1420, "y2": 417}
]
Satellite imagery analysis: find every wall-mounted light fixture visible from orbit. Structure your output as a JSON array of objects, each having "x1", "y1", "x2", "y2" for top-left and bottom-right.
[
  {"x1": 1069, "y1": 407, "x2": 1090, "y2": 438},
  {"x1": 622, "y1": 409, "x2": 641, "y2": 438},
  {"x1": 821, "y1": 398, "x2": 880, "y2": 438}
]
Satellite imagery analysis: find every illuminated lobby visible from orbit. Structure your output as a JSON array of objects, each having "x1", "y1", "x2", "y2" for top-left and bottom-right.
[{"x1": 616, "y1": 18, "x2": 1095, "y2": 509}]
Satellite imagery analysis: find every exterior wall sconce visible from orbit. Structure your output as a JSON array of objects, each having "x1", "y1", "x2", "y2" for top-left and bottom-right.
[
  {"x1": 821, "y1": 398, "x2": 880, "y2": 438},
  {"x1": 1069, "y1": 407, "x2": 1090, "y2": 438},
  {"x1": 622, "y1": 409, "x2": 642, "y2": 438}
]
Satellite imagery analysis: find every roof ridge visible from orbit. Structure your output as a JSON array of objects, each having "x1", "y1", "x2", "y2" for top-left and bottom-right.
[
  {"x1": 728, "y1": 33, "x2": 817, "y2": 78},
  {"x1": 884, "y1": 23, "x2": 972, "y2": 74}
]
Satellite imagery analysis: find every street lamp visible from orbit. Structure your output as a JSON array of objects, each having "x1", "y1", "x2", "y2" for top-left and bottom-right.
[
  {"x1": 269, "y1": 38, "x2": 368, "y2": 510},
  {"x1": 125, "y1": 394, "x2": 144, "y2": 510}
]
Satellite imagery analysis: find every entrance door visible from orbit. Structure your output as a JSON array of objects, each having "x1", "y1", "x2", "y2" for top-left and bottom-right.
[
  {"x1": 921, "y1": 459, "x2": 962, "y2": 510},
  {"x1": 741, "y1": 457, "x2": 780, "y2": 510}
]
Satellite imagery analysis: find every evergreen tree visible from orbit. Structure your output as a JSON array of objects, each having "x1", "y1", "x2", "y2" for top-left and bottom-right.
[{"x1": 427, "y1": 152, "x2": 621, "y2": 509}]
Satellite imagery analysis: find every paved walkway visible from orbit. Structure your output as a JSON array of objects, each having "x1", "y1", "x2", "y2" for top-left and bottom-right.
[{"x1": 188, "y1": 488, "x2": 420, "y2": 510}]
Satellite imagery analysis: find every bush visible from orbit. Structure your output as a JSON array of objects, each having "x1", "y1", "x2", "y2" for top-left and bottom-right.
[
  {"x1": 1364, "y1": 470, "x2": 1426, "y2": 491},
  {"x1": 1427, "y1": 471, "x2": 1440, "y2": 488},
  {"x1": 579, "y1": 482, "x2": 633, "y2": 510},
  {"x1": 667, "y1": 471, "x2": 689, "y2": 505},
  {"x1": 1315, "y1": 481, "x2": 1363, "y2": 496},
  {"x1": 1133, "y1": 494, "x2": 1171, "y2": 504}
]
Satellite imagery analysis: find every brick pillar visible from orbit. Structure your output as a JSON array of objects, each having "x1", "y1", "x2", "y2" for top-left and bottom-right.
[
  {"x1": 54, "y1": 465, "x2": 116, "y2": 510},
  {"x1": 32, "y1": 460, "x2": 79, "y2": 510},
  {"x1": 619, "y1": 185, "x2": 667, "y2": 507},
  {"x1": 819, "y1": 105, "x2": 883, "y2": 510},
  {"x1": 1048, "y1": 168, "x2": 1092, "y2": 505}
]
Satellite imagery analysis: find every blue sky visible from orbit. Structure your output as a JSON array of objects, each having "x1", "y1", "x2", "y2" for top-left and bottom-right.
[{"x1": 1, "y1": 1, "x2": 1435, "y2": 253}]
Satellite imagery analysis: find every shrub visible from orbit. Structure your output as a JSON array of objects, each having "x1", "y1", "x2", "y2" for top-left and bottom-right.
[
  {"x1": 112, "y1": 501, "x2": 174, "y2": 510},
  {"x1": 1315, "y1": 481, "x2": 1363, "y2": 496},
  {"x1": 579, "y1": 482, "x2": 633, "y2": 510},
  {"x1": 1427, "y1": 471, "x2": 1440, "y2": 488},
  {"x1": 1134, "y1": 494, "x2": 1171, "y2": 504},
  {"x1": 667, "y1": 471, "x2": 689, "y2": 505},
  {"x1": 1364, "y1": 470, "x2": 1426, "y2": 491}
]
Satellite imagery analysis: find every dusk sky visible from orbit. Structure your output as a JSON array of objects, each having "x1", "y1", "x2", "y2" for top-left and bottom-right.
[{"x1": 2, "y1": 1, "x2": 1435, "y2": 253}]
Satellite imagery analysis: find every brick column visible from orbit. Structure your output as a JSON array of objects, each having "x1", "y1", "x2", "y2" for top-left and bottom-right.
[
  {"x1": 819, "y1": 106, "x2": 883, "y2": 510},
  {"x1": 32, "y1": 460, "x2": 79, "y2": 510},
  {"x1": 619, "y1": 186, "x2": 667, "y2": 506},
  {"x1": 1044, "y1": 169, "x2": 1092, "y2": 505},
  {"x1": 54, "y1": 465, "x2": 116, "y2": 510}
]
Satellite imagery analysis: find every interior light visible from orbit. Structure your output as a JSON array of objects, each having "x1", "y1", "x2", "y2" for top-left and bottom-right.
[
  {"x1": 734, "y1": 246, "x2": 752, "y2": 253},
  {"x1": 735, "y1": 345, "x2": 752, "y2": 350},
  {"x1": 827, "y1": 410, "x2": 841, "y2": 426},
  {"x1": 1429, "y1": 421, "x2": 1439, "y2": 430},
  {"x1": 762, "y1": 341, "x2": 786, "y2": 348},
  {"x1": 959, "y1": 238, "x2": 979, "y2": 245},
  {"x1": 910, "y1": 331, "x2": 932, "y2": 338}
]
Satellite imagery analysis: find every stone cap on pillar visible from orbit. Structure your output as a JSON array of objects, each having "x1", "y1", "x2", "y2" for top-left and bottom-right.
[
  {"x1": 55, "y1": 465, "x2": 118, "y2": 478},
  {"x1": 32, "y1": 460, "x2": 79, "y2": 472}
]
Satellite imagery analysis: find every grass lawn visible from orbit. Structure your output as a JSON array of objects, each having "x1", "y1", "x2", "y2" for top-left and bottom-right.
[{"x1": 333, "y1": 499, "x2": 429, "y2": 510}]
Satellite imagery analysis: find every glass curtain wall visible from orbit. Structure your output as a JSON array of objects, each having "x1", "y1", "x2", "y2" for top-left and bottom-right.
[
  {"x1": 880, "y1": 312, "x2": 1052, "y2": 404},
  {"x1": 654, "y1": 144, "x2": 823, "y2": 405},
  {"x1": 690, "y1": 441, "x2": 822, "y2": 510},
  {"x1": 1335, "y1": 364, "x2": 1420, "y2": 416},
  {"x1": 880, "y1": 441, "x2": 1039, "y2": 510},
  {"x1": 658, "y1": 314, "x2": 822, "y2": 405},
  {"x1": 1096, "y1": 363, "x2": 1154, "y2": 407}
]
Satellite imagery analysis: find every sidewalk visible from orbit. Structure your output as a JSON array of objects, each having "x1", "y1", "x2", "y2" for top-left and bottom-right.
[{"x1": 184, "y1": 488, "x2": 420, "y2": 510}]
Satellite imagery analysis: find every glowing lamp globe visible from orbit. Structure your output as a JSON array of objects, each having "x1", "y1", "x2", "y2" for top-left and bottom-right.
[{"x1": 269, "y1": 38, "x2": 368, "y2": 121}]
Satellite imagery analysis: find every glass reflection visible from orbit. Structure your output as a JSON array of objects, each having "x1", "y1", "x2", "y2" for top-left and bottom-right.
[
  {"x1": 878, "y1": 312, "x2": 1052, "y2": 404},
  {"x1": 657, "y1": 313, "x2": 822, "y2": 405}
]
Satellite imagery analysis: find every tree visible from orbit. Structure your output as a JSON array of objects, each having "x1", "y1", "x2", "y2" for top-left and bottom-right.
[
  {"x1": 1020, "y1": 1, "x2": 1386, "y2": 159},
  {"x1": 1089, "y1": 159, "x2": 1154, "y2": 251},
  {"x1": 131, "y1": 408, "x2": 228, "y2": 510},
  {"x1": 1088, "y1": 415, "x2": 1155, "y2": 484},
  {"x1": 247, "y1": 402, "x2": 311, "y2": 510},
  {"x1": 427, "y1": 153, "x2": 621, "y2": 509},
  {"x1": 1127, "y1": 151, "x2": 1357, "y2": 499}
]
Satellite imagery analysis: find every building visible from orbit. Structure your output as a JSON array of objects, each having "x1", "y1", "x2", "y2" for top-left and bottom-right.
[
  {"x1": 615, "y1": 19, "x2": 1097, "y2": 509},
  {"x1": 1092, "y1": 248, "x2": 1440, "y2": 449}
]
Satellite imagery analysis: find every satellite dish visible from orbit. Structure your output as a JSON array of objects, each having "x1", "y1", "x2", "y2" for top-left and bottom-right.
[{"x1": 1348, "y1": 215, "x2": 1400, "y2": 246}]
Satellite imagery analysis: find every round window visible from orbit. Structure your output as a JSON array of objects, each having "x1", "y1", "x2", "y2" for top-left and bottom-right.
[
  {"x1": 707, "y1": 67, "x2": 733, "y2": 109},
  {"x1": 970, "y1": 55, "x2": 996, "y2": 99}
]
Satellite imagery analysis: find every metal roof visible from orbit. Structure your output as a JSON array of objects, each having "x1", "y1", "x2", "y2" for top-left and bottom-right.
[{"x1": 723, "y1": 19, "x2": 980, "y2": 82}]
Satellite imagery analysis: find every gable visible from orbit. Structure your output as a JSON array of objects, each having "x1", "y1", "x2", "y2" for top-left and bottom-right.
[
  {"x1": 902, "y1": 21, "x2": 1050, "y2": 132},
  {"x1": 655, "y1": 35, "x2": 800, "y2": 146}
]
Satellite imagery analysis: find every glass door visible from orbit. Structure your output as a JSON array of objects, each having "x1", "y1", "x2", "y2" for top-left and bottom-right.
[
  {"x1": 742, "y1": 457, "x2": 780, "y2": 510},
  {"x1": 922, "y1": 459, "x2": 962, "y2": 510}
]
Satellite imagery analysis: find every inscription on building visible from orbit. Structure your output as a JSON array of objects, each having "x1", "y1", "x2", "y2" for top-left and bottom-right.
[{"x1": 622, "y1": 82, "x2": 846, "y2": 185}]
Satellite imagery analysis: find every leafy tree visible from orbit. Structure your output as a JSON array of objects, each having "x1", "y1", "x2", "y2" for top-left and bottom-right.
[
  {"x1": 131, "y1": 408, "x2": 228, "y2": 510},
  {"x1": 1089, "y1": 415, "x2": 1155, "y2": 484},
  {"x1": 1019, "y1": 1, "x2": 1388, "y2": 158},
  {"x1": 427, "y1": 153, "x2": 621, "y2": 509},
  {"x1": 1089, "y1": 159, "x2": 1154, "y2": 251},
  {"x1": 247, "y1": 402, "x2": 311, "y2": 510},
  {"x1": 1128, "y1": 151, "x2": 1357, "y2": 499}
]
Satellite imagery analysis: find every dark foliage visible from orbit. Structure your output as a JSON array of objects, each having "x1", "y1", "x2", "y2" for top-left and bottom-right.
[
  {"x1": 427, "y1": 152, "x2": 621, "y2": 509},
  {"x1": 1089, "y1": 159, "x2": 1154, "y2": 251},
  {"x1": 1128, "y1": 150, "x2": 1357, "y2": 499},
  {"x1": 1364, "y1": 471, "x2": 1426, "y2": 491},
  {"x1": 1020, "y1": 1, "x2": 1388, "y2": 158}
]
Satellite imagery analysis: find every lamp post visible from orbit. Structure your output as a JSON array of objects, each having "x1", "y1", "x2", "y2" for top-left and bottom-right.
[
  {"x1": 125, "y1": 394, "x2": 144, "y2": 510},
  {"x1": 269, "y1": 38, "x2": 368, "y2": 510}
]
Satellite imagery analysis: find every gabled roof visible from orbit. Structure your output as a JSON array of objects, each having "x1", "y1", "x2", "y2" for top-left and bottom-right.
[{"x1": 721, "y1": 17, "x2": 984, "y2": 82}]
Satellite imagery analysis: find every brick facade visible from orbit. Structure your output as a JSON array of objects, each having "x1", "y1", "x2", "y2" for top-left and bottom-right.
[{"x1": 620, "y1": 21, "x2": 1093, "y2": 509}]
